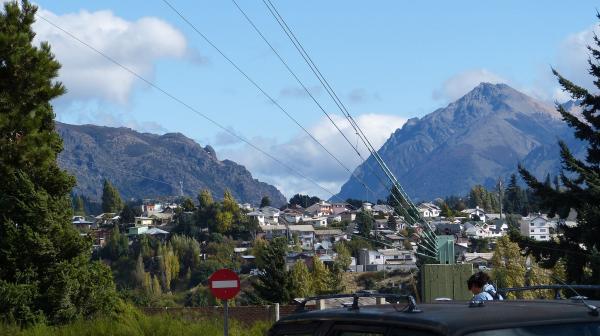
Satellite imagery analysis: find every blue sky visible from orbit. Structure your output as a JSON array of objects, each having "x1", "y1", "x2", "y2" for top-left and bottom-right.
[{"x1": 27, "y1": 0, "x2": 600, "y2": 199}]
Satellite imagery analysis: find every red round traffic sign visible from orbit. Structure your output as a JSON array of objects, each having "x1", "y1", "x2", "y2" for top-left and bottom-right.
[{"x1": 209, "y1": 269, "x2": 241, "y2": 300}]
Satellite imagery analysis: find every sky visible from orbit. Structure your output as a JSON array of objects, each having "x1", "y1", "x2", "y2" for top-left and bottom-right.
[{"x1": 17, "y1": 0, "x2": 600, "y2": 199}]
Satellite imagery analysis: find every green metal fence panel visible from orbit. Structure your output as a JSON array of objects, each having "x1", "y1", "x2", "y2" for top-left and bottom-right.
[{"x1": 422, "y1": 264, "x2": 473, "y2": 302}]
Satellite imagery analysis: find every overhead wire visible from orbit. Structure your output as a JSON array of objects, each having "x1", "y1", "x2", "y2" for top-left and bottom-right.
[
  {"x1": 157, "y1": 0, "x2": 438, "y2": 255},
  {"x1": 261, "y1": 0, "x2": 423, "y2": 225},
  {"x1": 159, "y1": 0, "x2": 385, "y2": 203},
  {"x1": 229, "y1": 0, "x2": 394, "y2": 208},
  {"x1": 259, "y1": 0, "x2": 437, "y2": 253},
  {"x1": 36, "y1": 10, "x2": 438, "y2": 259},
  {"x1": 35, "y1": 13, "x2": 341, "y2": 202}
]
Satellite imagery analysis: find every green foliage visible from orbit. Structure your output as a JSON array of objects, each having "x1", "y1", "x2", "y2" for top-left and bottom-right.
[
  {"x1": 310, "y1": 256, "x2": 330, "y2": 295},
  {"x1": 157, "y1": 244, "x2": 180, "y2": 292},
  {"x1": 517, "y1": 13, "x2": 600, "y2": 285},
  {"x1": 288, "y1": 261, "x2": 312, "y2": 298},
  {"x1": 468, "y1": 185, "x2": 500, "y2": 212},
  {"x1": 169, "y1": 235, "x2": 201, "y2": 275},
  {"x1": 440, "y1": 203, "x2": 454, "y2": 218},
  {"x1": 468, "y1": 238, "x2": 491, "y2": 253},
  {"x1": 101, "y1": 180, "x2": 123, "y2": 214},
  {"x1": 259, "y1": 195, "x2": 271, "y2": 208},
  {"x1": 101, "y1": 225, "x2": 129, "y2": 261},
  {"x1": 252, "y1": 237, "x2": 290, "y2": 303},
  {"x1": 345, "y1": 198, "x2": 364, "y2": 210},
  {"x1": 491, "y1": 236, "x2": 527, "y2": 298},
  {"x1": 386, "y1": 215, "x2": 398, "y2": 232},
  {"x1": 73, "y1": 195, "x2": 86, "y2": 216},
  {"x1": 0, "y1": 1, "x2": 117, "y2": 325},
  {"x1": 180, "y1": 197, "x2": 196, "y2": 212},
  {"x1": 503, "y1": 174, "x2": 530, "y2": 216},
  {"x1": 356, "y1": 210, "x2": 373, "y2": 238},
  {"x1": 120, "y1": 203, "x2": 142, "y2": 225},
  {"x1": 289, "y1": 194, "x2": 320, "y2": 208},
  {"x1": 334, "y1": 243, "x2": 352, "y2": 271},
  {"x1": 0, "y1": 303, "x2": 271, "y2": 336}
]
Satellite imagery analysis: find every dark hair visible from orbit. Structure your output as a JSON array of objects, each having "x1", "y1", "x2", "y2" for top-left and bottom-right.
[{"x1": 467, "y1": 271, "x2": 490, "y2": 290}]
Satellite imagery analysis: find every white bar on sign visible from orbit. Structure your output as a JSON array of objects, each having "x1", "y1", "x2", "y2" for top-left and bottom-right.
[{"x1": 212, "y1": 280, "x2": 238, "y2": 288}]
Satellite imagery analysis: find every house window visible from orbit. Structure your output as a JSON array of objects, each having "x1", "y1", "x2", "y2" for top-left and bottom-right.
[
  {"x1": 375, "y1": 255, "x2": 381, "y2": 259},
  {"x1": 540, "y1": 228, "x2": 546, "y2": 232},
  {"x1": 530, "y1": 229, "x2": 534, "y2": 232},
  {"x1": 540, "y1": 236, "x2": 546, "y2": 239},
  {"x1": 530, "y1": 235, "x2": 534, "y2": 238}
]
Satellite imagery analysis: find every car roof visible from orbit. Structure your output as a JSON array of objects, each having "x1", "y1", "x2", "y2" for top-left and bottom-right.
[{"x1": 274, "y1": 300, "x2": 600, "y2": 336}]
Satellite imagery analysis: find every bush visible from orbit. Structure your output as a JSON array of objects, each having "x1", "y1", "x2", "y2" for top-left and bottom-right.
[{"x1": 0, "y1": 303, "x2": 271, "y2": 336}]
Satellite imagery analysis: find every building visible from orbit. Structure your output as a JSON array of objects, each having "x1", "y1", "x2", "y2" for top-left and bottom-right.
[
  {"x1": 134, "y1": 216, "x2": 153, "y2": 227},
  {"x1": 314, "y1": 229, "x2": 345, "y2": 243},
  {"x1": 304, "y1": 217, "x2": 328, "y2": 228},
  {"x1": 289, "y1": 225, "x2": 315, "y2": 249},
  {"x1": 248, "y1": 206, "x2": 280, "y2": 225},
  {"x1": 520, "y1": 215, "x2": 554, "y2": 241},
  {"x1": 305, "y1": 201, "x2": 333, "y2": 217},
  {"x1": 417, "y1": 203, "x2": 441, "y2": 218},
  {"x1": 463, "y1": 207, "x2": 487, "y2": 222}
]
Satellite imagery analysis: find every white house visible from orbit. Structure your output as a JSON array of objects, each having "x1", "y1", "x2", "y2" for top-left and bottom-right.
[
  {"x1": 304, "y1": 217, "x2": 328, "y2": 228},
  {"x1": 463, "y1": 206, "x2": 487, "y2": 223},
  {"x1": 248, "y1": 206, "x2": 280, "y2": 225},
  {"x1": 520, "y1": 215, "x2": 553, "y2": 241},
  {"x1": 134, "y1": 216, "x2": 153, "y2": 227},
  {"x1": 289, "y1": 225, "x2": 315, "y2": 249},
  {"x1": 418, "y1": 202, "x2": 441, "y2": 218}
]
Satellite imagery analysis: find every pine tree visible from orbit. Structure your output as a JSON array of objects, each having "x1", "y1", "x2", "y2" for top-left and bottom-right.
[
  {"x1": 260, "y1": 196, "x2": 271, "y2": 208},
  {"x1": 518, "y1": 12, "x2": 600, "y2": 285},
  {"x1": 387, "y1": 215, "x2": 398, "y2": 232},
  {"x1": 101, "y1": 179, "x2": 123, "y2": 214},
  {"x1": 0, "y1": 1, "x2": 117, "y2": 324},
  {"x1": 73, "y1": 195, "x2": 85, "y2": 216},
  {"x1": 252, "y1": 237, "x2": 290, "y2": 303},
  {"x1": 503, "y1": 174, "x2": 529, "y2": 216},
  {"x1": 356, "y1": 210, "x2": 373, "y2": 238},
  {"x1": 181, "y1": 197, "x2": 196, "y2": 212}
]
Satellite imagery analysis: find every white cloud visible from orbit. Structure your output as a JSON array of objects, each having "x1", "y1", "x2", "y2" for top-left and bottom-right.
[
  {"x1": 433, "y1": 69, "x2": 507, "y2": 102},
  {"x1": 218, "y1": 113, "x2": 406, "y2": 199},
  {"x1": 33, "y1": 8, "x2": 188, "y2": 103},
  {"x1": 555, "y1": 24, "x2": 600, "y2": 90}
]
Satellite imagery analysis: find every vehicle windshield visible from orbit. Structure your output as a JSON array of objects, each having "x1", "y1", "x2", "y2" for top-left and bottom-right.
[{"x1": 466, "y1": 322, "x2": 600, "y2": 336}]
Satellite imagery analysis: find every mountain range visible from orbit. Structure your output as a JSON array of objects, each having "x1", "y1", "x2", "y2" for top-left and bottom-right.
[
  {"x1": 334, "y1": 83, "x2": 586, "y2": 202},
  {"x1": 56, "y1": 123, "x2": 287, "y2": 207}
]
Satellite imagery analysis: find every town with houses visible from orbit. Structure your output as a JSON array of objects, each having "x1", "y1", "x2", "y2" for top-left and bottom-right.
[{"x1": 71, "y1": 198, "x2": 577, "y2": 275}]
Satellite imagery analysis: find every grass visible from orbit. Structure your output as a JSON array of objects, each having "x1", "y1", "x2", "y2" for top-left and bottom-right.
[{"x1": 0, "y1": 304, "x2": 270, "y2": 336}]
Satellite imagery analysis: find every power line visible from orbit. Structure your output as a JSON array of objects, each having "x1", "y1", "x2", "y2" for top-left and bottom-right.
[
  {"x1": 36, "y1": 12, "x2": 437, "y2": 259},
  {"x1": 229, "y1": 0, "x2": 393, "y2": 201},
  {"x1": 35, "y1": 13, "x2": 340, "y2": 201},
  {"x1": 159, "y1": 0, "x2": 386, "y2": 201},
  {"x1": 261, "y1": 0, "x2": 424, "y2": 225}
]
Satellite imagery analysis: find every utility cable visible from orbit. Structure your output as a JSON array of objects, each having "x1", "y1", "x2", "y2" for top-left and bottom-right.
[{"x1": 160, "y1": 0, "x2": 385, "y2": 202}]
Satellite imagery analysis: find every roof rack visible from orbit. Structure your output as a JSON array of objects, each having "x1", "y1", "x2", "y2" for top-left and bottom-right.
[
  {"x1": 498, "y1": 284, "x2": 600, "y2": 300},
  {"x1": 294, "y1": 292, "x2": 421, "y2": 313},
  {"x1": 498, "y1": 284, "x2": 600, "y2": 316}
]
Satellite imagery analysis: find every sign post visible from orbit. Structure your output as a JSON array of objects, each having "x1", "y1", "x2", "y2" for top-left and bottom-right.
[{"x1": 209, "y1": 269, "x2": 241, "y2": 336}]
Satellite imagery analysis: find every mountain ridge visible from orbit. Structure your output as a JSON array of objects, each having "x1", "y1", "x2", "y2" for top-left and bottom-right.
[
  {"x1": 56, "y1": 122, "x2": 287, "y2": 207},
  {"x1": 334, "y1": 83, "x2": 585, "y2": 201}
]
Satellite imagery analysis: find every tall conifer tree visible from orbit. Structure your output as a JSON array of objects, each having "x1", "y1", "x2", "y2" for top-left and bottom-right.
[
  {"x1": 518, "y1": 13, "x2": 600, "y2": 285},
  {"x1": 0, "y1": 1, "x2": 116, "y2": 324}
]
